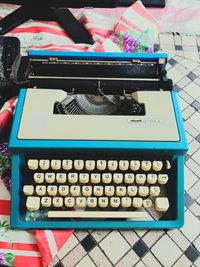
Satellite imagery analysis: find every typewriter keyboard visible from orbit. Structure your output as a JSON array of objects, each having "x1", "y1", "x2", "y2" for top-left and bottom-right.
[{"x1": 22, "y1": 156, "x2": 176, "y2": 221}]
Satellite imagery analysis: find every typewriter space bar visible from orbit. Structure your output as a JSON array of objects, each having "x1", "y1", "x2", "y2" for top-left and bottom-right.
[{"x1": 48, "y1": 211, "x2": 148, "y2": 219}]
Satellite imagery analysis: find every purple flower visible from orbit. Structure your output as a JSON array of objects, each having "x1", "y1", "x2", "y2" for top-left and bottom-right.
[
  {"x1": 2, "y1": 175, "x2": 11, "y2": 192},
  {"x1": 0, "y1": 253, "x2": 8, "y2": 265},
  {"x1": 145, "y1": 47, "x2": 153, "y2": 53},
  {"x1": 122, "y1": 34, "x2": 138, "y2": 53}
]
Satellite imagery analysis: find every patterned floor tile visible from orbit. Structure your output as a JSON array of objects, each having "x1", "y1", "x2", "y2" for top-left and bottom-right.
[
  {"x1": 180, "y1": 210, "x2": 200, "y2": 242},
  {"x1": 183, "y1": 82, "x2": 200, "y2": 100},
  {"x1": 142, "y1": 230, "x2": 164, "y2": 248},
  {"x1": 193, "y1": 235, "x2": 200, "y2": 253},
  {"x1": 61, "y1": 244, "x2": 87, "y2": 267},
  {"x1": 184, "y1": 166, "x2": 199, "y2": 191},
  {"x1": 168, "y1": 229, "x2": 190, "y2": 251},
  {"x1": 187, "y1": 140, "x2": 200, "y2": 156},
  {"x1": 173, "y1": 254, "x2": 192, "y2": 267},
  {"x1": 135, "y1": 261, "x2": 146, "y2": 267},
  {"x1": 57, "y1": 234, "x2": 79, "y2": 260},
  {"x1": 188, "y1": 180, "x2": 200, "y2": 200},
  {"x1": 132, "y1": 239, "x2": 149, "y2": 258},
  {"x1": 184, "y1": 245, "x2": 200, "y2": 263},
  {"x1": 115, "y1": 250, "x2": 139, "y2": 267},
  {"x1": 142, "y1": 252, "x2": 162, "y2": 267},
  {"x1": 91, "y1": 230, "x2": 111, "y2": 243},
  {"x1": 120, "y1": 230, "x2": 139, "y2": 246},
  {"x1": 75, "y1": 255, "x2": 96, "y2": 267},
  {"x1": 74, "y1": 230, "x2": 90, "y2": 242},
  {"x1": 89, "y1": 246, "x2": 113, "y2": 267}
]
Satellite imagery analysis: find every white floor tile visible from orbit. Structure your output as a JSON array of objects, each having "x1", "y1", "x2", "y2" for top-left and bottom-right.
[
  {"x1": 184, "y1": 166, "x2": 199, "y2": 191},
  {"x1": 115, "y1": 250, "x2": 139, "y2": 267},
  {"x1": 75, "y1": 255, "x2": 96, "y2": 267},
  {"x1": 186, "y1": 159, "x2": 200, "y2": 180},
  {"x1": 187, "y1": 112, "x2": 200, "y2": 132},
  {"x1": 188, "y1": 180, "x2": 200, "y2": 200},
  {"x1": 187, "y1": 140, "x2": 200, "y2": 156},
  {"x1": 167, "y1": 67, "x2": 185, "y2": 84},
  {"x1": 173, "y1": 254, "x2": 192, "y2": 267},
  {"x1": 190, "y1": 201, "x2": 200, "y2": 217},
  {"x1": 193, "y1": 235, "x2": 200, "y2": 253},
  {"x1": 89, "y1": 246, "x2": 112, "y2": 267},
  {"x1": 184, "y1": 121, "x2": 199, "y2": 138},
  {"x1": 192, "y1": 148, "x2": 200, "y2": 164},
  {"x1": 184, "y1": 82, "x2": 200, "y2": 99},
  {"x1": 58, "y1": 234, "x2": 79, "y2": 259},
  {"x1": 168, "y1": 229, "x2": 190, "y2": 251}
]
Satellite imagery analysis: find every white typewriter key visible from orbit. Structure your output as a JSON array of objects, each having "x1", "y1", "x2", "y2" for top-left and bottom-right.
[
  {"x1": 41, "y1": 197, "x2": 51, "y2": 207},
  {"x1": 82, "y1": 186, "x2": 92, "y2": 196},
  {"x1": 152, "y1": 161, "x2": 163, "y2": 171},
  {"x1": 132, "y1": 197, "x2": 143, "y2": 208},
  {"x1": 113, "y1": 173, "x2": 123, "y2": 184},
  {"x1": 93, "y1": 186, "x2": 103, "y2": 196},
  {"x1": 34, "y1": 173, "x2": 44, "y2": 184},
  {"x1": 130, "y1": 160, "x2": 140, "y2": 171},
  {"x1": 102, "y1": 173, "x2": 112, "y2": 184},
  {"x1": 79, "y1": 173, "x2": 89, "y2": 183},
  {"x1": 28, "y1": 159, "x2": 38, "y2": 170},
  {"x1": 74, "y1": 160, "x2": 84, "y2": 171},
  {"x1": 166, "y1": 160, "x2": 171, "y2": 170},
  {"x1": 158, "y1": 174, "x2": 169, "y2": 185},
  {"x1": 143, "y1": 199, "x2": 152, "y2": 209},
  {"x1": 45, "y1": 173, "x2": 55, "y2": 183},
  {"x1": 36, "y1": 185, "x2": 46, "y2": 196},
  {"x1": 147, "y1": 174, "x2": 157, "y2": 184},
  {"x1": 119, "y1": 160, "x2": 129, "y2": 171},
  {"x1": 97, "y1": 160, "x2": 106, "y2": 171},
  {"x1": 124, "y1": 173, "x2": 134, "y2": 184},
  {"x1": 98, "y1": 197, "x2": 108, "y2": 208},
  {"x1": 155, "y1": 197, "x2": 169, "y2": 212},
  {"x1": 53, "y1": 197, "x2": 63, "y2": 207},
  {"x1": 47, "y1": 186, "x2": 57, "y2": 196},
  {"x1": 68, "y1": 173, "x2": 78, "y2": 183},
  {"x1": 56, "y1": 173, "x2": 67, "y2": 183},
  {"x1": 65, "y1": 197, "x2": 75, "y2": 208},
  {"x1": 85, "y1": 160, "x2": 95, "y2": 171},
  {"x1": 110, "y1": 197, "x2": 120, "y2": 208},
  {"x1": 26, "y1": 196, "x2": 40, "y2": 211},
  {"x1": 150, "y1": 186, "x2": 160, "y2": 197},
  {"x1": 136, "y1": 174, "x2": 146, "y2": 184},
  {"x1": 105, "y1": 186, "x2": 115, "y2": 196},
  {"x1": 76, "y1": 197, "x2": 86, "y2": 208},
  {"x1": 87, "y1": 197, "x2": 97, "y2": 208},
  {"x1": 51, "y1": 160, "x2": 61, "y2": 170},
  {"x1": 39, "y1": 159, "x2": 50, "y2": 170},
  {"x1": 23, "y1": 185, "x2": 34, "y2": 196},
  {"x1": 91, "y1": 173, "x2": 101, "y2": 183},
  {"x1": 141, "y1": 161, "x2": 151, "y2": 171},
  {"x1": 121, "y1": 197, "x2": 131, "y2": 208},
  {"x1": 116, "y1": 186, "x2": 126, "y2": 196},
  {"x1": 138, "y1": 186, "x2": 149, "y2": 197},
  {"x1": 70, "y1": 186, "x2": 80, "y2": 196},
  {"x1": 108, "y1": 160, "x2": 118, "y2": 171},
  {"x1": 59, "y1": 186, "x2": 69, "y2": 196},
  {"x1": 127, "y1": 186, "x2": 137, "y2": 196},
  {"x1": 62, "y1": 160, "x2": 72, "y2": 170}
]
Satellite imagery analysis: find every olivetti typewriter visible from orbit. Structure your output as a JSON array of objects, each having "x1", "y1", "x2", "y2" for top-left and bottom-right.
[{"x1": 9, "y1": 51, "x2": 188, "y2": 229}]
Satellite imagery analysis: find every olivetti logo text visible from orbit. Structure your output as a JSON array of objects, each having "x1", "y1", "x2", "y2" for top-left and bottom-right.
[{"x1": 127, "y1": 118, "x2": 162, "y2": 124}]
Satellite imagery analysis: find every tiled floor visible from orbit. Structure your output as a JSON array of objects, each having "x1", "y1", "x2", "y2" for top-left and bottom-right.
[{"x1": 50, "y1": 33, "x2": 200, "y2": 267}]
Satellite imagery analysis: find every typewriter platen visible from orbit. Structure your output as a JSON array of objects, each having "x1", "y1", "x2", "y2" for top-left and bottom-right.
[{"x1": 9, "y1": 52, "x2": 188, "y2": 229}]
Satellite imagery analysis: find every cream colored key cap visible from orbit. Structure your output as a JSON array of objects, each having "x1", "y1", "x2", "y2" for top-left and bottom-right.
[
  {"x1": 51, "y1": 160, "x2": 61, "y2": 170},
  {"x1": 79, "y1": 173, "x2": 89, "y2": 183},
  {"x1": 56, "y1": 173, "x2": 67, "y2": 183},
  {"x1": 166, "y1": 160, "x2": 171, "y2": 170},
  {"x1": 121, "y1": 197, "x2": 131, "y2": 208},
  {"x1": 36, "y1": 185, "x2": 46, "y2": 196},
  {"x1": 110, "y1": 197, "x2": 120, "y2": 208},
  {"x1": 124, "y1": 173, "x2": 134, "y2": 184},
  {"x1": 93, "y1": 186, "x2": 103, "y2": 196},
  {"x1": 53, "y1": 197, "x2": 63, "y2": 207},
  {"x1": 87, "y1": 197, "x2": 97, "y2": 208},
  {"x1": 158, "y1": 174, "x2": 169, "y2": 185},
  {"x1": 127, "y1": 186, "x2": 137, "y2": 196},
  {"x1": 70, "y1": 186, "x2": 80, "y2": 196},
  {"x1": 85, "y1": 160, "x2": 95, "y2": 171},
  {"x1": 34, "y1": 173, "x2": 44, "y2": 184},
  {"x1": 41, "y1": 197, "x2": 51, "y2": 207},
  {"x1": 138, "y1": 186, "x2": 149, "y2": 197},
  {"x1": 155, "y1": 197, "x2": 169, "y2": 212},
  {"x1": 28, "y1": 159, "x2": 38, "y2": 170},
  {"x1": 136, "y1": 174, "x2": 146, "y2": 184},
  {"x1": 65, "y1": 197, "x2": 75, "y2": 208},
  {"x1": 47, "y1": 185, "x2": 57, "y2": 196},
  {"x1": 119, "y1": 160, "x2": 129, "y2": 171},
  {"x1": 62, "y1": 160, "x2": 72, "y2": 170},
  {"x1": 74, "y1": 160, "x2": 84, "y2": 171},
  {"x1": 76, "y1": 197, "x2": 86, "y2": 208},
  {"x1": 105, "y1": 186, "x2": 115, "y2": 196},
  {"x1": 113, "y1": 173, "x2": 123, "y2": 184},
  {"x1": 141, "y1": 161, "x2": 151, "y2": 171},
  {"x1": 91, "y1": 173, "x2": 101, "y2": 183},
  {"x1": 143, "y1": 199, "x2": 152, "y2": 209},
  {"x1": 82, "y1": 186, "x2": 92, "y2": 196},
  {"x1": 26, "y1": 196, "x2": 40, "y2": 211},
  {"x1": 39, "y1": 159, "x2": 50, "y2": 170},
  {"x1": 68, "y1": 173, "x2": 78, "y2": 183},
  {"x1": 97, "y1": 160, "x2": 106, "y2": 171},
  {"x1": 152, "y1": 161, "x2": 163, "y2": 171},
  {"x1": 116, "y1": 186, "x2": 126, "y2": 196},
  {"x1": 108, "y1": 160, "x2": 118, "y2": 171},
  {"x1": 102, "y1": 173, "x2": 112, "y2": 184},
  {"x1": 23, "y1": 185, "x2": 34, "y2": 196},
  {"x1": 45, "y1": 173, "x2": 55, "y2": 183},
  {"x1": 98, "y1": 197, "x2": 108, "y2": 208},
  {"x1": 150, "y1": 186, "x2": 160, "y2": 197},
  {"x1": 59, "y1": 186, "x2": 69, "y2": 196},
  {"x1": 130, "y1": 160, "x2": 140, "y2": 171},
  {"x1": 132, "y1": 197, "x2": 142, "y2": 208},
  {"x1": 147, "y1": 174, "x2": 157, "y2": 184}
]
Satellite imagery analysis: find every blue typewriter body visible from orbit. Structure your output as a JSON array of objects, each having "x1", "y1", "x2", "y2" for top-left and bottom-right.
[{"x1": 9, "y1": 51, "x2": 188, "y2": 229}]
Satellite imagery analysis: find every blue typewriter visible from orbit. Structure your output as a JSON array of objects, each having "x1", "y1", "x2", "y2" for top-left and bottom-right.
[{"x1": 9, "y1": 51, "x2": 188, "y2": 229}]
